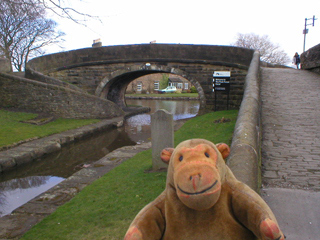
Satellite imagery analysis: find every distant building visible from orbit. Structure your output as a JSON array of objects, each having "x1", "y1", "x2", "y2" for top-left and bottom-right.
[
  {"x1": 125, "y1": 73, "x2": 191, "y2": 94},
  {"x1": 168, "y1": 77, "x2": 190, "y2": 91}
]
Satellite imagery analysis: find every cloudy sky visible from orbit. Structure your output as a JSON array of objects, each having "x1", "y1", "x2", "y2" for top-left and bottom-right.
[{"x1": 47, "y1": 0, "x2": 320, "y2": 64}]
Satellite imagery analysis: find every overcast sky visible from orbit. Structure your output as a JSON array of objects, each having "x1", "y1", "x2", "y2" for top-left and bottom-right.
[{"x1": 47, "y1": 0, "x2": 320, "y2": 65}]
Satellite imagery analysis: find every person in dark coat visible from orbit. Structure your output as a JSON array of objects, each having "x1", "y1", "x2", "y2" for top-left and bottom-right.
[{"x1": 293, "y1": 52, "x2": 300, "y2": 69}]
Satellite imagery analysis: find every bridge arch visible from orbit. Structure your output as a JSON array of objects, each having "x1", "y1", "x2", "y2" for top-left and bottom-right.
[
  {"x1": 26, "y1": 44, "x2": 255, "y2": 112},
  {"x1": 95, "y1": 63, "x2": 205, "y2": 109}
]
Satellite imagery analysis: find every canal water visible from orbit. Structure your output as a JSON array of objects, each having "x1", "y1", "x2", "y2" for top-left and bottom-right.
[{"x1": 0, "y1": 99, "x2": 199, "y2": 216}]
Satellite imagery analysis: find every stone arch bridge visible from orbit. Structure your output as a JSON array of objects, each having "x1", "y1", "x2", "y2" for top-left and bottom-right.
[{"x1": 26, "y1": 44, "x2": 254, "y2": 113}]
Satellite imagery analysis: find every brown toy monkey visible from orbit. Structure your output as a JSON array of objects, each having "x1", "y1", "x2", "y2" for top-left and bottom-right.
[{"x1": 124, "y1": 139, "x2": 284, "y2": 240}]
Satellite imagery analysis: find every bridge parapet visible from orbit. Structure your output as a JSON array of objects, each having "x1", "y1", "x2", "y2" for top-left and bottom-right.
[
  {"x1": 27, "y1": 44, "x2": 253, "y2": 72},
  {"x1": 301, "y1": 43, "x2": 320, "y2": 74}
]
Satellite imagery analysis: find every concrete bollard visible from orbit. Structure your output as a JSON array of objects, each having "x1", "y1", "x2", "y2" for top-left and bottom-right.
[{"x1": 151, "y1": 109, "x2": 174, "y2": 170}]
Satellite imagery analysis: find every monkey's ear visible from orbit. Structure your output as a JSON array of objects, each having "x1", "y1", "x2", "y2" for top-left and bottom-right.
[
  {"x1": 160, "y1": 148, "x2": 175, "y2": 164},
  {"x1": 216, "y1": 143, "x2": 230, "y2": 160}
]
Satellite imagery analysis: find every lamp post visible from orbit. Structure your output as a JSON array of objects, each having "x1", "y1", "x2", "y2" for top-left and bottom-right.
[{"x1": 303, "y1": 15, "x2": 317, "y2": 52}]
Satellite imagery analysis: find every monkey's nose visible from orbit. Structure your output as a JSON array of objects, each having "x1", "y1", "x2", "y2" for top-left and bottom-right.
[
  {"x1": 189, "y1": 174, "x2": 202, "y2": 191},
  {"x1": 189, "y1": 173, "x2": 202, "y2": 180}
]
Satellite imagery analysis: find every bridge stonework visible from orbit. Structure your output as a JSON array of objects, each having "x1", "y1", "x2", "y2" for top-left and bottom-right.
[
  {"x1": 301, "y1": 43, "x2": 320, "y2": 74},
  {"x1": 27, "y1": 44, "x2": 254, "y2": 111}
]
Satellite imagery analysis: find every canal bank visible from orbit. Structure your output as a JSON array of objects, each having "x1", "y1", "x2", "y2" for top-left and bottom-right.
[
  {"x1": 0, "y1": 142, "x2": 153, "y2": 239},
  {"x1": 0, "y1": 118, "x2": 188, "y2": 239},
  {"x1": 0, "y1": 108, "x2": 149, "y2": 174},
  {"x1": 1, "y1": 98, "x2": 200, "y2": 220}
]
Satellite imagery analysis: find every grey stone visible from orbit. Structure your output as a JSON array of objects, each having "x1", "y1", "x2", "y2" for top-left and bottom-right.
[
  {"x1": 0, "y1": 58, "x2": 11, "y2": 73},
  {"x1": 151, "y1": 109, "x2": 174, "y2": 171}
]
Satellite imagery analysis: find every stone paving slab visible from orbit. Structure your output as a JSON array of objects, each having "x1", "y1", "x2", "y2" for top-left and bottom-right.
[
  {"x1": 261, "y1": 188, "x2": 320, "y2": 240},
  {"x1": 260, "y1": 68, "x2": 320, "y2": 240}
]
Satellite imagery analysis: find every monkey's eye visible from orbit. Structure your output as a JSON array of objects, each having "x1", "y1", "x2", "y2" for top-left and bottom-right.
[
  {"x1": 179, "y1": 155, "x2": 183, "y2": 161},
  {"x1": 205, "y1": 152, "x2": 210, "y2": 158}
]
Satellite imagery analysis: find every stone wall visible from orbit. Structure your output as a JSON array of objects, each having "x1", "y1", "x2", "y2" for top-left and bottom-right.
[
  {"x1": 301, "y1": 43, "x2": 320, "y2": 74},
  {"x1": 0, "y1": 72, "x2": 124, "y2": 119},
  {"x1": 25, "y1": 67, "x2": 86, "y2": 93}
]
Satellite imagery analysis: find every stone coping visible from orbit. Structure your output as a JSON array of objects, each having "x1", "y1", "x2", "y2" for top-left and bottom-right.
[{"x1": 227, "y1": 50, "x2": 261, "y2": 192}]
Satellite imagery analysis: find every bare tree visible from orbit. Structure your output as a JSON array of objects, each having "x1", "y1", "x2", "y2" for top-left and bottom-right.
[
  {"x1": 2, "y1": 0, "x2": 98, "y2": 25},
  {"x1": 11, "y1": 19, "x2": 65, "y2": 71},
  {"x1": 0, "y1": 0, "x2": 64, "y2": 71},
  {"x1": 232, "y1": 33, "x2": 290, "y2": 65}
]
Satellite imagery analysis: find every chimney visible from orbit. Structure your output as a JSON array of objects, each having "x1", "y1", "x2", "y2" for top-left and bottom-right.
[{"x1": 92, "y1": 39, "x2": 102, "y2": 48}]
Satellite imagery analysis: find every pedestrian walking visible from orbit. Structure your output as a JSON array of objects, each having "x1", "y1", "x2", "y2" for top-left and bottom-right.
[{"x1": 292, "y1": 52, "x2": 300, "y2": 69}]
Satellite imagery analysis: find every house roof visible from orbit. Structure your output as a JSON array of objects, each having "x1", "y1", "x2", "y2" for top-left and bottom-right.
[{"x1": 168, "y1": 77, "x2": 184, "y2": 83}]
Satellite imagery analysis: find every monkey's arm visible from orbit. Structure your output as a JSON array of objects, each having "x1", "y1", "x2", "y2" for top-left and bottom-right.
[
  {"x1": 124, "y1": 191, "x2": 166, "y2": 240},
  {"x1": 229, "y1": 181, "x2": 285, "y2": 240}
]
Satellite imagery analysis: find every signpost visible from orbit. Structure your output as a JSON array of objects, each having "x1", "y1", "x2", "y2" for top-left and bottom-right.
[
  {"x1": 213, "y1": 71, "x2": 231, "y2": 111},
  {"x1": 303, "y1": 15, "x2": 317, "y2": 52}
]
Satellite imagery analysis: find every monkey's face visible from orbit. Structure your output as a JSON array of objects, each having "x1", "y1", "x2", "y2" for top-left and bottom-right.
[{"x1": 171, "y1": 143, "x2": 222, "y2": 210}]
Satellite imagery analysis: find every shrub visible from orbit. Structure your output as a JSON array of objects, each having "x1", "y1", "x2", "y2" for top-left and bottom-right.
[{"x1": 190, "y1": 86, "x2": 198, "y2": 93}]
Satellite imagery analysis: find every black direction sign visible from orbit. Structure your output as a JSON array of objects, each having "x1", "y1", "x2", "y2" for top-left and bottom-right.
[{"x1": 212, "y1": 71, "x2": 231, "y2": 92}]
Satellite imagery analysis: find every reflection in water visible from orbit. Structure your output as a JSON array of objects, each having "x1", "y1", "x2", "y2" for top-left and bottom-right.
[
  {"x1": 0, "y1": 127, "x2": 136, "y2": 182},
  {"x1": 126, "y1": 99, "x2": 199, "y2": 120},
  {"x1": 124, "y1": 99, "x2": 199, "y2": 143},
  {"x1": 0, "y1": 127, "x2": 136, "y2": 217},
  {"x1": 0, "y1": 99, "x2": 199, "y2": 217},
  {"x1": 0, "y1": 176, "x2": 64, "y2": 217}
]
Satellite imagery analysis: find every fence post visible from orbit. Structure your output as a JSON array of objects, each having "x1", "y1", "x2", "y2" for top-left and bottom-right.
[{"x1": 151, "y1": 109, "x2": 174, "y2": 170}]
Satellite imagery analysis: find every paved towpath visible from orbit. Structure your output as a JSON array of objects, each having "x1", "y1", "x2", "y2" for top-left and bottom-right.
[{"x1": 260, "y1": 67, "x2": 320, "y2": 240}]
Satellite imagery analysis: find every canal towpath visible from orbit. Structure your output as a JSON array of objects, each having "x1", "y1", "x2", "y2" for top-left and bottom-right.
[{"x1": 260, "y1": 67, "x2": 320, "y2": 240}]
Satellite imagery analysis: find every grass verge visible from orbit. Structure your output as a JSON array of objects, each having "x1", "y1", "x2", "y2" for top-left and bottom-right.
[
  {"x1": 21, "y1": 110, "x2": 238, "y2": 240},
  {"x1": 0, "y1": 110, "x2": 100, "y2": 148}
]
